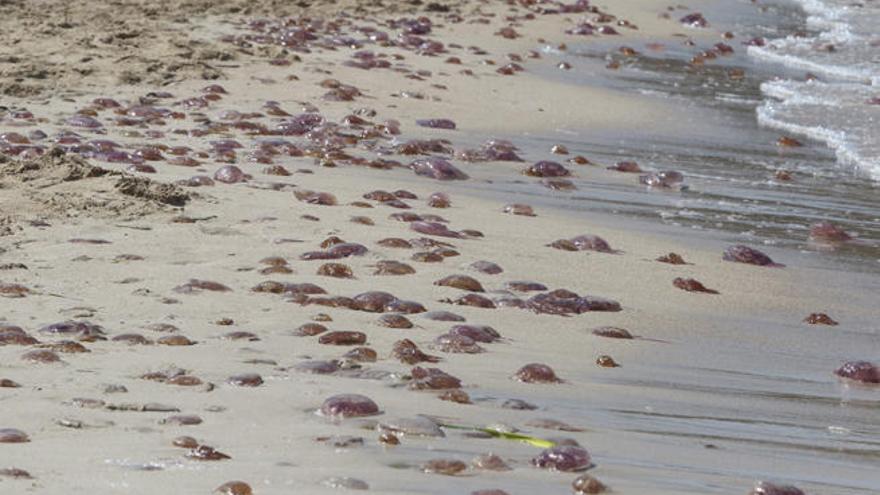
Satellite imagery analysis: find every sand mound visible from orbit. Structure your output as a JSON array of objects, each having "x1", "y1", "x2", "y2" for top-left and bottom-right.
[{"x1": 0, "y1": 148, "x2": 190, "y2": 230}]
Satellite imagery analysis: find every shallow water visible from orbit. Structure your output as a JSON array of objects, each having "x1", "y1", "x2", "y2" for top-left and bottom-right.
[{"x1": 451, "y1": 0, "x2": 880, "y2": 274}]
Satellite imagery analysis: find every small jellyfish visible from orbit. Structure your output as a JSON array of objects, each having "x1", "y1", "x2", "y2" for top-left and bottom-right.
[
  {"x1": 657, "y1": 252, "x2": 687, "y2": 264},
  {"x1": 748, "y1": 482, "x2": 805, "y2": 495},
  {"x1": 596, "y1": 355, "x2": 620, "y2": 368},
  {"x1": 226, "y1": 373, "x2": 263, "y2": 387},
  {"x1": 187, "y1": 445, "x2": 231, "y2": 461},
  {"x1": 834, "y1": 361, "x2": 879, "y2": 384},
  {"x1": 434, "y1": 274, "x2": 484, "y2": 292},
  {"x1": 449, "y1": 324, "x2": 500, "y2": 342},
  {"x1": 569, "y1": 234, "x2": 614, "y2": 253},
  {"x1": 410, "y1": 157, "x2": 468, "y2": 180},
  {"x1": 373, "y1": 260, "x2": 416, "y2": 275},
  {"x1": 411, "y1": 221, "x2": 461, "y2": 238},
  {"x1": 445, "y1": 293, "x2": 496, "y2": 308},
  {"x1": 514, "y1": 363, "x2": 561, "y2": 383},
  {"x1": 410, "y1": 366, "x2": 461, "y2": 389},
  {"x1": 808, "y1": 222, "x2": 852, "y2": 243},
  {"x1": 470, "y1": 260, "x2": 503, "y2": 274},
  {"x1": 378, "y1": 314, "x2": 413, "y2": 329},
  {"x1": 318, "y1": 331, "x2": 367, "y2": 346},
  {"x1": 524, "y1": 161, "x2": 570, "y2": 177},
  {"x1": 317, "y1": 263, "x2": 354, "y2": 278},
  {"x1": 214, "y1": 165, "x2": 246, "y2": 184},
  {"x1": 320, "y1": 394, "x2": 380, "y2": 418},
  {"x1": 673, "y1": 277, "x2": 719, "y2": 294},
  {"x1": 722, "y1": 245, "x2": 779, "y2": 266},
  {"x1": 531, "y1": 445, "x2": 591, "y2": 471},
  {"x1": 428, "y1": 192, "x2": 451, "y2": 208},
  {"x1": 215, "y1": 481, "x2": 253, "y2": 495},
  {"x1": 572, "y1": 474, "x2": 608, "y2": 494},
  {"x1": 472, "y1": 453, "x2": 511, "y2": 471},
  {"x1": 503, "y1": 204, "x2": 535, "y2": 216},
  {"x1": 416, "y1": 119, "x2": 457, "y2": 130},
  {"x1": 591, "y1": 327, "x2": 634, "y2": 339},
  {"x1": 0, "y1": 428, "x2": 30, "y2": 443},
  {"x1": 392, "y1": 339, "x2": 440, "y2": 365},
  {"x1": 423, "y1": 459, "x2": 468, "y2": 475},
  {"x1": 434, "y1": 333, "x2": 485, "y2": 353}
]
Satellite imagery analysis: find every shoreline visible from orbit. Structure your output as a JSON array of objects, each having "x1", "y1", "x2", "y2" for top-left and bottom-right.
[{"x1": 2, "y1": 1, "x2": 878, "y2": 494}]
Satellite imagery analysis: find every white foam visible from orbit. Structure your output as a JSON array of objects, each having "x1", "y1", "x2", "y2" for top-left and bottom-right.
[
  {"x1": 749, "y1": 0, "x2": 880, "y2": 181},
  {"x1": 757, "y1": 103, "x2": 880, "y2": 181}
]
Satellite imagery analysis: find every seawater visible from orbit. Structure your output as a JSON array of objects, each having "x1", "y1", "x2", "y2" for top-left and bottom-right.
[
  {"x1": 750, "y1": 0, "x2": 880, "y2": 180},
  {"x1": 470, "y1": 0, "x2": 880, "y2": 273}
]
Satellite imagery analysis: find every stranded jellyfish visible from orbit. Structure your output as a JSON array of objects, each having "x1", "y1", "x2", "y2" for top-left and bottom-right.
[
  {"x1": 639, "y1": 170, "x2": 684, "y2": 189},
  {"x1": 804, "y1": 313, "x2": 837, "y2": 325},
  {"x1": 505, "y1": 281, "x2": 547, "y2": 292},
  {"x1": 392, "y1": 339, "x2": 440, "y2": 364},
  {"x1": 722, "y1": 245, "x2": 779, "y2": 267},
  {"x1": 472, "y1": 453, "x2": 511, "y2": 471},
  {"x1": 527, "y1": 290, "x2": 621, "y2": 315},
  {"x1": 809, "y1": 222, "x2": 852, "y2": 243},
  {"x1": 373, "y1": 260, "x2": 416, "y2": 275},
  {"x1": 680, "y1": 12, "x2": 708, "y2": 28},
  {"x1": 411, "y1": 221, "x2": 461, "y2": 238},
  {"x1": 0, "y1": 327, "x2": 38, "y2": 346},
  {"x1": 657, "y1": 253, "x2": 687, "y2": 264},
  {"x1": 423, "y1": 459, "x2": 468, "y2": 475},
  {"x1": 503, "y1": 204, "x2": 535, "y2": 216},
  {"x1": 213, "y1": 165, "x2": 246, "y2": 184},
  {"x1": 573, "y1": 474, "x2": 607, "y2": 494},
  {"x1": 226, "y1": 373, "x2": 263, "y2": 387},
  {"x1": 22, "y1": 350, "x2": 61, "y2": 363},
  {"x1": 569, "y1": 235, "x2": 614, "y2": 253},
  {"x1": 445, "y1": 293, "x2": 496, "y2": 308},
  {"x1": 215, "y1": 481, "x2": 253, "y2": 495},
  {"x1": 409, "y1": 367, "x2": 461, "y2": 389},
  {"x1": 317, "y1": 263, "x2": 354, "y2": 278},
  {"x1": 0, "y1": 428, "x2": 30, "y2": 443},
  {"x1": 449, "y1": 325, "x2": 501, "y2": 343},
  {"x1": 417, "y1": 119, "x2": 456, "y2": 130},
  {"x1": 174, "y1": 279, "x2": 232, "y2": 293},
  {"x1": 378, "y1": 314, "x2": 413, "y2": 329},
  {"x1": 834, "y1": 361, "x2": 879, "y2": 384},
  {"x1": 435, "y1": 275, "x2": 484, "y2": 292},
  {"x1": 596, "y1": 355, "x2": 620, "y2": 368},
  {"x1": 524, "y1": 161, "x2": 570, "y2": 177},
  {"x1": 748, "y1": 482, "x2": 805, "y2": 495},
  {"x1": 318, "y1": 331, "x2": 367, "y2": 345},
  {"x1": 66, "y1": 115, "x2": 103, "y2": 128},
  {"x1": 422, "y1": 310, "x2": 465, "y2": 322},
  {"x1": 353, "y1": 291, "x2": 397, "y2": 312},
  {"x1": 531, "y1": 445, "x2": 591, "y2": 471},
  {"x1": 0, "y1": 468, "x2": 32, "y2": 479},
  {"x1": 428, "y1": 192, "x2": 451, "y2": 208},
  {"x1": 377, "y1": 238, "x2": 413, "y2": 248},
  {"x1": 39, "y1": 320, "x2": 106, "y2": 337},
  {"x1": 607, "y1": 161, "x2": 641, "y2": 173},
  {"x1": 673, "y1": 278, "x2": 719, "y2": 294},
  {"x1": 410, "y1": 157, "x2": 468, "y2": 180},
  {"x1": 320, "y1": 394, "x2": 380, "y2": 418},
  {"x1": 514, "y1": 363, "x2": 561, "y2": 383},
  {"x1": 592, "y1": 326, "x2": 634, "y2": 339},
  {"x1": 435, "y1": 333, "x2": 485, "y2": 353},
  {"x1": 470, "y1": 260, "x2": 503, "y2": 275},
  {"x1": 187, "y1": 445, "x2": 231, "y2": 461}
]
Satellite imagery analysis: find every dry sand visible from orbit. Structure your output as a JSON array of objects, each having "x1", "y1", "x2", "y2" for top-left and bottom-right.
[{"x1": 1, "y1": 1, "x2": 877, "y2": 494}]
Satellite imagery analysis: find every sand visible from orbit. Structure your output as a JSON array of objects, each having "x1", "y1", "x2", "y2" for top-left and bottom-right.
[{"x1": 1, "y1": 1, "x2": 877, "y2": 494}]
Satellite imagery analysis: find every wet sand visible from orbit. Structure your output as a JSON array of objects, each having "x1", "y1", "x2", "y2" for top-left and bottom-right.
[{"x1": 1, "y1": 1, "x2": 878, "y2": 494}]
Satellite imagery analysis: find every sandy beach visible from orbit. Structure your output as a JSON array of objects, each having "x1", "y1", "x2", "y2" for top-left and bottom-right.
[{"x1": 2, "y1": 1, "x2": 878, "y2": 494}]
